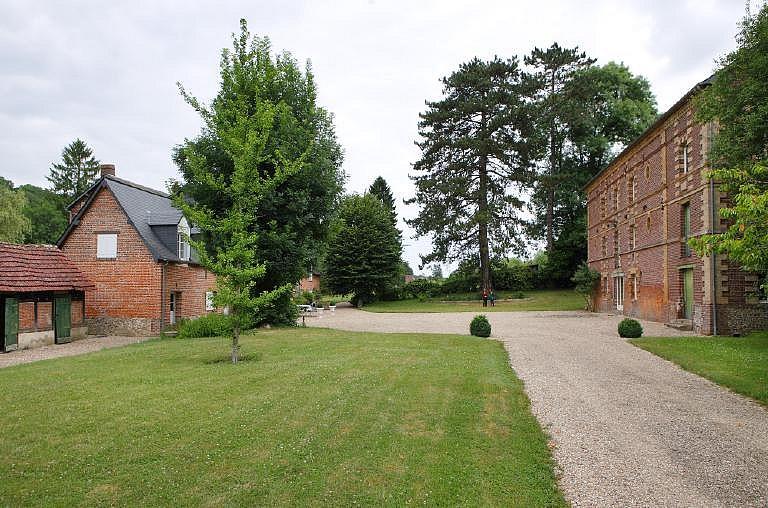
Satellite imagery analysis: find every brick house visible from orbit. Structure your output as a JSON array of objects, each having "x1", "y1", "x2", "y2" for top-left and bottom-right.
[
  {"x1": 58, "y1": 165, "x2": 217, "y2": 335},
  {"x1": 1, "y1": 243, "x2": 93, "y2": 351},
  {"x1": 585, "y1": 76, "x2": 768, "y2": 335},
  {"x1": 297, "y1": 270, "x2": 321, "y2": 293}
]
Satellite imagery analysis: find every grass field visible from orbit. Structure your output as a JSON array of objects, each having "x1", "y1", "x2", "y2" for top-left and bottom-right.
[
  {"x1": 362, "y1": 289, "x2": 584, "y2": 313},
  {"x1": 0, "y1": 328, "x2": 565, "y2": 506},
  {"x1": 631, "y1": 332, "x2": 768, "y2": 405}
]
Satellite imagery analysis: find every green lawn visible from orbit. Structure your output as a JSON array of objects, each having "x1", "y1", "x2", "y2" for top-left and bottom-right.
[
  {"x1": 363, "y1": 289, "x2": 584, "y2": 313},
  {"x1": 0, "y1": 328, "x2": 565, "y2": 506},
  {"x1": 631, "y1": 332, "x2": 768, "y2": 405}
]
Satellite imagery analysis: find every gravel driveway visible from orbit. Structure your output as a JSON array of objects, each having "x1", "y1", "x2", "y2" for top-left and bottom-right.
[
  {"x1": 308, "y1": 306, "x2": 768, "y2": 507},
  {"x1": 0, "y1": 335, "x2": 152, "y2": 369}
]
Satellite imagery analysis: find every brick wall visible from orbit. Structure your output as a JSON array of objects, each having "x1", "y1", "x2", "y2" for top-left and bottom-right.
[
  {"x1": 60, "y1": 187, "x2": 163, "y2": 332},
  {"x1": 298, "y1": 275, "x2": 321, "y2": 293},
  {"x1": 587, "y1": 96, "x2": 715, "y2": 332},
  {"x1": 165, "y1": 263, "x2": 217, "y2": 324}
]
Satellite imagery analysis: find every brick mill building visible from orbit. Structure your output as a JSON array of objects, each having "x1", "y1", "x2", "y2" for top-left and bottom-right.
[
  {"x1": 585, "y1": 76, "x2": 768, "y2": 335},
  {"x1": 58, "y1": 165, "x2": 217, "y2": 335}
]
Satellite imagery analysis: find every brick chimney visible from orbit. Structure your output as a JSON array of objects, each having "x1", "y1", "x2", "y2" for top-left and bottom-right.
[{"x1": 100, "y1": 164, "x2": 116, "y2": 177}]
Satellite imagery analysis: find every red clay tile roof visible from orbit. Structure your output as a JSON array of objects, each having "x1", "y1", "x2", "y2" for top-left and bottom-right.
[{"x1": 0, "y1": 243, "x2": 94, "y2": 293}]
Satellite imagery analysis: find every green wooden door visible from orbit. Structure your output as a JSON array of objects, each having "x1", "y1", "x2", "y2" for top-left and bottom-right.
[
  {"x1": 4, "y1": 298, "x2": 19, "y2": 352},
  {"x1": 683, "y1": 269, "x2": 694, "y2": 320},
  {"x1": 55, "y1": 296, "x2": 72, "y2": 344}
]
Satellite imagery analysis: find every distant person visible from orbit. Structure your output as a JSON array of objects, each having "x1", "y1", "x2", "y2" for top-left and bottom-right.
[
  {"x1": 489, "y1": 290, "x2": 496, "y2": 307},
  {"x1": 482, "y1": 287, "x2": 488, "y2": 307}
]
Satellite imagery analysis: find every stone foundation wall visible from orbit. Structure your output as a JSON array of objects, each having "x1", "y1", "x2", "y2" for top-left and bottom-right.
[
  {"x1": 18, "y1": 330, "x2": 55, "y2": 350},
  {"x1": 717, "y1": 304, "x2": 768, "y2": 336},
  {"x1": 86, "y1": 317, "x2": 159, "y2": 337}
]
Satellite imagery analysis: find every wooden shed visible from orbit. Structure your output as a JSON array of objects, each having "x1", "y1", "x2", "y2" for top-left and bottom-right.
[{"x1": 1, "y1": 243, "x2": 94, "y2": 352}]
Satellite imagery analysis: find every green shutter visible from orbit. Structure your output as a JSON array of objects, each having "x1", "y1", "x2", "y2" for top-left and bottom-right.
[
  {"x1": 4, "y1": 298, "x2": 19, "y2": 351},
  {"x1": 55, "y1": 296, "x2": 72, "y2": 344}
]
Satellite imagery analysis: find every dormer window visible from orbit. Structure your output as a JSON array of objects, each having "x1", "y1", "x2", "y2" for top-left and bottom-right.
[{"x1": 178, "y1": 218, "x2": 191, "y2": 261}]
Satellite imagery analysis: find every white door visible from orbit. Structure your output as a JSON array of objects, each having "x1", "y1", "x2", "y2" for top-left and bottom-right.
[
  {"x1": 614, "y1": 276, "x2": 625, "y2": 311},
  {"x1": 169, "y1": 293, "x2": 176, "y2": 325}
]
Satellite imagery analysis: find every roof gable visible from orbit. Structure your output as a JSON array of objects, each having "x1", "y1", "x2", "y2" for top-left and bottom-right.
[{"x1": 58, "y1": 175, "x2": 191, "y2": 263}]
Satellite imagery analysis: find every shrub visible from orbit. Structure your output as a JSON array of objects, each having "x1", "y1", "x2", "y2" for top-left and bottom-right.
[
  {"x1": 178, "y1": 313, "x2": 235, "y2": 338},
  {"x1": 618, "y1": 318, "x2": 643, "y2": 338},
  {"x1": 571, "y1": 262, "x2": 601, "y2": 311},
  {"x1": 403, "y1": 279, "x2": 442, "y2": 299},
  {"x1": 511, "y1": 291, "x2": 525, "y2": 299},
  {"x1": 470, "y1": 315, "x2": 492, "y2": 337}
]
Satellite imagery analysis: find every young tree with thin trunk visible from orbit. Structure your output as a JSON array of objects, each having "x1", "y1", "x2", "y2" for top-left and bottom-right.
[
  {"x1": 47, "y1": 139, "x2": 100, "y2": 200},
  {"x1": 172, "y1": 20, "x2": 299, "y2": 364},
  {"x1": 407, "y1": 57, "x2": 533, "y2": 292}
]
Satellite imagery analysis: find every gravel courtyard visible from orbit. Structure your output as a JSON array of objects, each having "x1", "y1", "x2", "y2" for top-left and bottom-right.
[{"x1": 308, "y1": 306, "x2": 768, "y2": 507}]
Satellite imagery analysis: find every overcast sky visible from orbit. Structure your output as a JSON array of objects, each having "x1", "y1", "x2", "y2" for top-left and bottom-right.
[{"x1": 0, "y1": 0, "x2": 753, "y2": 273}]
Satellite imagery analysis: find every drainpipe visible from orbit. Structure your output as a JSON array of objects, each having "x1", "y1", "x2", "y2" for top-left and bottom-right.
[
  {"x1": 160, "y1": 260, "x2": 167, "y2": 332},
  {"x1": 710, "y1": 178, "x2": 718, "y2": 336}
]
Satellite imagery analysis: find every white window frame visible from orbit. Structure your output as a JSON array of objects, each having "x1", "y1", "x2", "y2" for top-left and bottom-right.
[
  {"x1": 682, "y1": 144, "x2": 689, "y2": 173},
  {"x1": 177, "y1": 217, "x2": 191, "y2": 261},
  {"x1": 205, "y1": 291, "x2": 215, "y2": 311},
  {"x1": 96, "y1": 233, "x2": 118, "y2": 259}
]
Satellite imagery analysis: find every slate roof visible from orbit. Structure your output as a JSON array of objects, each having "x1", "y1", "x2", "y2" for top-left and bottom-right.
[
  {"x1": 0, "y1": 243, "x2": 94, "y2": 293},
  {"x1": 58, "y1": 175, "x2": 193, "y2": 263}
]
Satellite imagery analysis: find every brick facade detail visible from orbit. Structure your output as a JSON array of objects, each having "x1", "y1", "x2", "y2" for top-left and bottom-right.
[{"x1": 586, "y1": 84, "x2": 767, "y2": 335}]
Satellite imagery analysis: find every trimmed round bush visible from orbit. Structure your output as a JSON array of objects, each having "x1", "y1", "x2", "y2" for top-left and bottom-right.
[
  {"x1": 618, "y1": 318, "x2": 643, "y2": 338},
  {"x1": 470, "y1": 314, "x2": 492, "y2": 337}
]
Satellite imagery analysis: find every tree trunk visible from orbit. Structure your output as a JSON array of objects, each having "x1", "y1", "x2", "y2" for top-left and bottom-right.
[
  {"x1": 546, "y1": 68, "x2": 557, "y2": 253},
  {"x1": 478, "y1": 153, "x2": 491, "y2": 292},
  {"x1": 546, "y1": 185, "x2": 555, "y2": 252},
  {"x1": 231, "y1": 323, "x2": 240, "y2": 365}
]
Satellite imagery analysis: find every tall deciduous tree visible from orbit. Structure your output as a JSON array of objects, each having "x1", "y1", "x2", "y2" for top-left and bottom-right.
[
  {"x1": 325, "y1": 194, "x2": 402, "y2": 306},
  {"x1": 369, "y1": 176, "x2": 397, "y2": 226},
  {"x1": 0, "y1": 184, "x2": 31, "y2": 243},
  {"x1": 691, "y1": 5, "x2": 768, "y2": 290},
  {"x1": 407, "y1": 57, "x2": 533, "y2": 292},
  {"x1": 173, "y1": 20, "x2": 344, "y2": 324},
  {"x1": 172, "y1": 20, "x2": 306, "y2": 363},
  {"x1": 47, "y1": 139, "x2": 100, "y2": 200},
  {"x1": 20, "y1": 185, "x2": 68, "y2": 244}
]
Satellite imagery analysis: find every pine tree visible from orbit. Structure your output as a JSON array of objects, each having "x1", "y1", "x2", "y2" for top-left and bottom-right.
[
  {"x1": 325, "y1": 194, "x2": 403, "y2": 306},
  {"x1": 525, "y1": 44, "x2": 595, "y2": 253},
  {"x1": 407, "y1": 57, "x2": 533, "y2": 292},
  {"x1": 369, "y1": 176, "x2": 397, "y2": 225},
  {"x1": 47, "y1": 139, "x2": 100, "y2": 200}
]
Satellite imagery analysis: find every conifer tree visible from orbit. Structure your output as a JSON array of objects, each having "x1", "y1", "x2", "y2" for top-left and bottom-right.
[
  {"x1": 47, "y1": 139, "x2": 100, "y2": 199},
  {"x1": 407, "y1": 57, "x2": 533, "y2": 292},
  {"x1": 369, "y1": 176, "x2": 397, "y2": 225},
  {"x1": 525, "y1": 44, "x2": 595, "y2": 253},
  {"x1": 325, "y1": 194, "x2": 402, "y2": 306}
]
